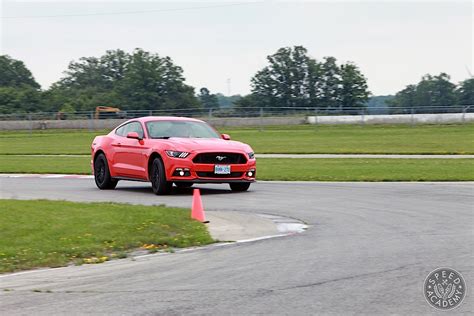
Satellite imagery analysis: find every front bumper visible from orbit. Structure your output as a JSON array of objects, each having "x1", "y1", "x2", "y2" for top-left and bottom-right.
[{"x1": 164, "y1": 155, "x2": 256, "y2": 184}]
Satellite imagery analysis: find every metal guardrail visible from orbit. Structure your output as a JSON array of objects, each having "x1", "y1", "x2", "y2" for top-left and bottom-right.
[{"x1": 0, "y1": 105, "x2": 473, "y2": 121}]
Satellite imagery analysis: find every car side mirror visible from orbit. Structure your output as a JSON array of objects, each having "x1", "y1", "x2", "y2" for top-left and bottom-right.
[
  {"x1": 221, "y1": 133, "x2": 231, "y2": 140},
  {"x1": 127, "y1": 132, "x2": 142, "y2": 140}
]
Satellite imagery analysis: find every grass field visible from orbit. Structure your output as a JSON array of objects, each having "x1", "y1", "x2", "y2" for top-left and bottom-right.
[
  {"x1": 257, "y1": 158, "x2": 474, "y2": 181},
  {"x1": 1, "y1": 123, "x2": 473, "y2": 155},
  {"x1": 0, "y1": 155, "x2": 91, "y2": 174},
  {"x1": 1, "y1": 124, "x2": 471, "y2": 181},
  {"x1": 1, "y1": 155, "x2": 472, "y2": 181},
  {"x1": 0, "y1": 200, "x2": 214, "y2": 273},
  {"x1": 225, "y1": 124, "x2": 474, "y2": 154}
]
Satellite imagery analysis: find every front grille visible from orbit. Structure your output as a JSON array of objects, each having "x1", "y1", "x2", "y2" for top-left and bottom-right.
[
  {"x1": 193, "y1": 153, "x2": 247, "y2": 164},
  {"x1": 197, "y1": 172, "x2": 244, "y2": 178}
]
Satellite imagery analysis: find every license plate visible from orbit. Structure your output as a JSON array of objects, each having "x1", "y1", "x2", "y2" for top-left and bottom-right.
[{"x1": 214, "y1": 165, "x2": 231, "y2": 174}]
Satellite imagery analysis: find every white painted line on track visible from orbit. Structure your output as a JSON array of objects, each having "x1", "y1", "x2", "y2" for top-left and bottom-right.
[
  {"x1": 256, "y1": 154, "x2": 474, "y2": 159},
  {"x1": 0, "y1": 212, "x2": 307, "y2": 279},
  {"x1": 0, "y1": 231, "x2": 302, "y2": 279},
  {"x1": 0, "y1": 174, "x2": 93, "y2": 179},
  {"x1": 1, "y1": 174, "x2": 473, "y2": 185}
]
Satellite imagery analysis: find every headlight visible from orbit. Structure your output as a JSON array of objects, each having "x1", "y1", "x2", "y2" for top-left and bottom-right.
[
  {"x1": 248, "y1": 152, "x2": 255, "y2": 159},
  {"x1": 166, "y1": 150, "x2": 190, "y2": 158}
]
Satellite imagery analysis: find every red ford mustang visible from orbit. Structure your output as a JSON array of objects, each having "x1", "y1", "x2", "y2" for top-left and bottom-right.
[{"x1": 91, "y1": 116, "x2": 256, "y2": 194}]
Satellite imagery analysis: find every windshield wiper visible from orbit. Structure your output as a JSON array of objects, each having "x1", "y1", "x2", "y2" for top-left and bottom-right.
[{"x1": 154, "y1": 136, "x2": 170, "y2": 139}]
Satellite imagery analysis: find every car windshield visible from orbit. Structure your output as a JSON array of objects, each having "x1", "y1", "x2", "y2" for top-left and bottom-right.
[{"x1": 146, "y1": 120, "x2": 220, "y2": 139}]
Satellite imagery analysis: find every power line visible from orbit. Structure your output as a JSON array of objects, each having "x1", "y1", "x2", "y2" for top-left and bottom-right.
[{"x1": 0, "y1": 2, "x2": 262, "y2": 19}]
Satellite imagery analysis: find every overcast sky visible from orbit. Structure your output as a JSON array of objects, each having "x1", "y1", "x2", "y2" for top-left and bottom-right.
[{"x1": 0, "y1": 0, "x2": 472, "y2": 96}]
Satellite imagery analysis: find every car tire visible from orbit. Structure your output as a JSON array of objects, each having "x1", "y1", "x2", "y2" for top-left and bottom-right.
[
  {"x1": 94, "y1": 153, "x2": 118, "y2": 190},
  {"x1": 150, "y1": 157, "x2": 172, "y2": 195},
  {"x1": 175, "y1": 182, "x2": 193, "y2": 188},
  {"x1": 229, "y1": 182, "x2": 251, "y2": 192}
]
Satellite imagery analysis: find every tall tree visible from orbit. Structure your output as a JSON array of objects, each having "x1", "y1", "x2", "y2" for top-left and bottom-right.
[
  {"x1": 432, "y1": 73, "x2": 457, "y2": 107},
  {"x1": 415, "y1": 73, "x2": 456, "y2": 110},
  {"x1": 389, "y1": 73, "x2": 458, "y2": 113},
  {"x1": 0, "y1": 55, "x2": 43, "y2": 113},
  {"x1": 0, "y1": 55, "x2": 40, "y2": 89},
  {"x1": 389, "y1": 85, "x2": 417, "y2": 113},
  {"x1": 319, "y1": 57, "x2": 342, "y2": 111},
  {"x1": 50, "y1": 48, "x2": 200, "y2": 111},
  {"x1": 198, "y1": 87, "x2": 219, "y2": 109},
  {"x1": 306, "y1": 59, "x2": 323, "y2": 107},
  {"x1": 0, "y1": 86, "x2": 43, "y2": 114},
  {"x1": 251, "y1": 46, "x2": 312, "y2": 108},
  {"x1": 456, "y1": 78, "x2": 474, "y2": 106},
  {"x1": 248, "y1": 46, "x2": 369, "y2": 112},
  {"x1": 58, "y1": 49, "x2": 129, "y2": 90},
  {"x1": 339, "y1": 62, "x2": 370, "y2": 112}
]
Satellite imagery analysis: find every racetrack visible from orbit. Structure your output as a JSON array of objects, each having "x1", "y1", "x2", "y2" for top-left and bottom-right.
[{"x1": 0, "y1": 178, "x2": 473, "y2": 314}]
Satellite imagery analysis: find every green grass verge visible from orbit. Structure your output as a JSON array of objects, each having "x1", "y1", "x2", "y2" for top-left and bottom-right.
[
  {"x1": 0, "y1": 156, "x2": 91, "y2": 174},
  {"x1": 0, "y1": 155, "x2": 472, "y2": 181},
  {"x1": 0, "y1": 129, "x2": 102, "y2": 155},
  {"x1": 0, "y1": 199, "x2": 214, "y2": 273},
  {"x1": 1, "y1": 124, "x2": 473, "y2": 154},
  {"x1": 224, "y1": 124, "x2": 474, "y2": 154},
  {"x1": 257, "y1": 158, "x2": 474, "y2": 181}
]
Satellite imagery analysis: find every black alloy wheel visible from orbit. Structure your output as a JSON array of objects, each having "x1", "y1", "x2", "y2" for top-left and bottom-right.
[
  {"x1": 151, "y1": 158, "x2": 172, "y2": 195},
  {"x1": 94, "y1": 153, "x2": 118, "y2": 189}
]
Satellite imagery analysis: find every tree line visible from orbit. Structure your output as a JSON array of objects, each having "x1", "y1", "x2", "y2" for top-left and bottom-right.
[
  {"x1": 388, "y1": 73, "x2": 473, "y2": 113},
  {"x1": 235, "y1": 46, "x2": 370, "y2": 113},
  {"x1": 0, "y1": 47, "x2": 472, "y2": 115}
]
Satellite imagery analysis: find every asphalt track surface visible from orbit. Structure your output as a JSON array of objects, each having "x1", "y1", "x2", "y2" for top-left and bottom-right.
[
  {"x1": 1, "y1": 177, "x2": 473, "y2": 315},
  {"x1": 5, "y1": 154, "x2": 474, "y2": 158}
]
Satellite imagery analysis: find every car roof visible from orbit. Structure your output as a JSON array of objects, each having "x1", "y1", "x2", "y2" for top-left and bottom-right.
[{"x1": 133, "y1": 116, "x2": 204, "y2": 123}]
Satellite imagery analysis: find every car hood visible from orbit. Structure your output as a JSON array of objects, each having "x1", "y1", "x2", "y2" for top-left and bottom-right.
[{"x1": 150, "y1": 137, "x2": 253, "y2": 153}]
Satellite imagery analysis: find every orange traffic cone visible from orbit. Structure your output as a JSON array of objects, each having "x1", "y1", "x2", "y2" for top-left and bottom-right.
[{"x1": 191, "y1": 189, "x2": 209, "y2": 223}]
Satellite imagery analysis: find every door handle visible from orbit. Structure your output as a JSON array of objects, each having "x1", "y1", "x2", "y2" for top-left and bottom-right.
[{"x1": 112, "y1": 142, "x2": 122, "y2": 147}]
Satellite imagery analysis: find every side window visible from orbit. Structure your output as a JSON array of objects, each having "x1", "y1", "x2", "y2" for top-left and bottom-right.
[
  {"x1": 127, "y1": 122, "x2": 145, "y2": 139},
  {"x1": 115, "y1": 124, "x2": 127, "y2": 137},
  {"x1": 115, "y1": 122, "x2": 144, "y2": 138}
]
